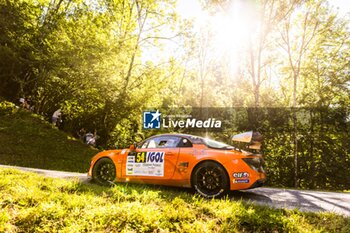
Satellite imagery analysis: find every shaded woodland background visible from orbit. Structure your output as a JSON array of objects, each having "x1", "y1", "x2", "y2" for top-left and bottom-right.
[{"x1": 0, "y1": 0, "x2": 349, "y2": 190}]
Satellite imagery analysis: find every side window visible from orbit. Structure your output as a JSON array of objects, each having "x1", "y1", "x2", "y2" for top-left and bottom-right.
[
  {"x1": 157, "y1": 136, "x2": 180, "y2": 148},
  {"x1": 147, "y1": 139, "x2": 157, "y2": 148},
  {"x1": 177, "y1": 137, "x2": 193, "y2": 148},
  {"x1": 140, "y1": 141, "x2": 149, "y2": 148},
  {"x1": 140, "y1": 136, "x2": 181, "y2": 149}
]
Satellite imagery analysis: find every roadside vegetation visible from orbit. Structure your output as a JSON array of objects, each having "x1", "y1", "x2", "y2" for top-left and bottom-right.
[
  {"x1": 1, "y1": 0, "x2": 349, "y2": 191},
  {"x1": 1, "y1": 99, "x2": 349, "y2": 192},
  {"x1": 0, "y1": 103, "x2": 96, "y2": 173},
  {"x1": 0, "y1": 168, "x2": 349, "y2": 233}
]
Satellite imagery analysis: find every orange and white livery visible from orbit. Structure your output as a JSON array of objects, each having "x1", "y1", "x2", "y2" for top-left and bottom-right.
[{"x1": 88, "y1": 133, "x2": 266, "y2": 198}]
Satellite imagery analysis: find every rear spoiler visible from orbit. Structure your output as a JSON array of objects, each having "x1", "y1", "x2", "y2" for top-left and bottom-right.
[{"x1": 232, "y1": 131, "x2": 263, "y2": 151}]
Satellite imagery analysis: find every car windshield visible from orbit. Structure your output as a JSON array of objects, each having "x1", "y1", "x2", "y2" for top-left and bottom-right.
[{"x1": 202, "y1": 138, "x2": 234, "y2": 150}]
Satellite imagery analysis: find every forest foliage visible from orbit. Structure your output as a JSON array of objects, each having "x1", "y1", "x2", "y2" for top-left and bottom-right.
[{"x1": 0, "y1": 0, "x2": 349, "y2": 190}]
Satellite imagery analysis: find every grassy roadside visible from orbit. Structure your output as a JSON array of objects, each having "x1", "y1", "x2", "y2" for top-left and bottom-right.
[
  {"x1": 1, "y1": 168, "x2": 349, "y2": 233},
  {"x1": 1, "y1": 102, "x2": 349, "y2": 232},
  {"x1": 0, "y1": 107, "x2": 97, "y2": 173}
]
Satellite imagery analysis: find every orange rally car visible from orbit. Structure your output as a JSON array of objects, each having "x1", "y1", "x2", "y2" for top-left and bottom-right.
[{"x1": 88, "y1": 133, "x2": 266, "y2": 198}]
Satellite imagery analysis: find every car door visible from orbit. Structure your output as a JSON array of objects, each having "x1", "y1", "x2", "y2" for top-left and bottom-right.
[{"x1": 122, "y1": 135, "x2": 180, "y2": 181}]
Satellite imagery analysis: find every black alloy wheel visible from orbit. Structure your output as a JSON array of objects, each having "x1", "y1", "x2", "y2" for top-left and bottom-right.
[
  {"x1": 192, "y1": 161, "x2": 229, "y2": 198},
  {"x1": 92, "y1": 158, "x2": 116, "y2": 185}
]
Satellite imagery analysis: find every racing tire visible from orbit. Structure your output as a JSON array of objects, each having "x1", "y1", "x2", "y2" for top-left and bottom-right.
[
  {"x1": 192, "y1": 161, "x2": 229, "y2": 198},
  {"x1": 92, "y1": 158, "x2": 116, "y2": 186}
]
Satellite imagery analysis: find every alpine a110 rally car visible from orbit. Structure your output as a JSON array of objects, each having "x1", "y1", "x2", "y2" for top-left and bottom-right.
[{"x1": 88, "y1": 132, "x2": 266, "y2": 198}]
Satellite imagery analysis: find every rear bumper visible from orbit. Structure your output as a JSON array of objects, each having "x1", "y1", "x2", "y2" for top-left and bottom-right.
[{"x1": 248, "y1": 178, "x2": 265, "y2": 189}]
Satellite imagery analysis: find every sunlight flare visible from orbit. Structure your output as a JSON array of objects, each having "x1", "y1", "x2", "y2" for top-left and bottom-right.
[
  {"x1": 212, "y1": 0, "x2": 261, "y2": 74},
  {"x1": 178, "y1": 0, "x2": 261, "y2": 75}
]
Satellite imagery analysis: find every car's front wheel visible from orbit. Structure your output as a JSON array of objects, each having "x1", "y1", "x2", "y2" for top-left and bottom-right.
[
  {"x1": 92, "y1": 158, "x2": 116, "y2": 185},
  {"x1": 192, "y1": 161, "x2": 229, "y2": 198}
]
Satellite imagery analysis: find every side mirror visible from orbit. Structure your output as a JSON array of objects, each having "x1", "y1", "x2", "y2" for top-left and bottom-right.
[{"x1": 129, "y1": 142, "x2": 137, "y2": 151}]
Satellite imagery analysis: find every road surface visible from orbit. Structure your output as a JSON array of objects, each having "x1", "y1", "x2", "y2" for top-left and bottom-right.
[{"x1": 1, "y1": 164, "x2": 349, "y2": 216}]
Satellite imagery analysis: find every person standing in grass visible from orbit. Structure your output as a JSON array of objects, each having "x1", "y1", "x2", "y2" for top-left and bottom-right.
[
  {"x1": 25, "y1": 96, "x2": 33, "y2": 111},
  {"x1": 19, "y1": 97, "x2": 25, "y2": 108},
  {"x1": 85, "y1": 131, "x2": 94, "y2": 145},
  {"x1": 78, "y1": 127, "x2": 86, "y2": 141},
  {"x1": 85, "y1": 129, "x2": 99, "y2": 146},
  {"x1": 52, "y1": 109, "x2": 62, "y2": 126},
  {"x1": 19, "y1": 97, "x2": 30, "y2": 109}
]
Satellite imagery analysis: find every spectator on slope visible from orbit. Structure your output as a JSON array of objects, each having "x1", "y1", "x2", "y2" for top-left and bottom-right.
[
  {"x1": 78, "y1": 127, "x2": 86, "y2": 141},
  {"x1": 52, "y1": 109, "x2": 62, "y2": 126},
  {"x1": 85, "y1": 129, "x2": 99, "y2": 147},
  {"x1": 19, "y1": 97, "x2": 25, "y2": 107},
  {"x1": 19, "y1": 97, "x2": 28, "y2": 109},
  {"x1": 25, "y1": 96, "x2": 34, "y2": 111}
]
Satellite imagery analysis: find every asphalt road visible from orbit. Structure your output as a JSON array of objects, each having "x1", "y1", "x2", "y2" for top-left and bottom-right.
[{"x1": 1, "y1": 164, "x2": 349, "y2": 216}]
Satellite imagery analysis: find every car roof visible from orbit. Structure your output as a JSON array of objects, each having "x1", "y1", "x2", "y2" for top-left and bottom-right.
[{"x1": 147, "y1": 133, "x2": 204, "y2": 144}]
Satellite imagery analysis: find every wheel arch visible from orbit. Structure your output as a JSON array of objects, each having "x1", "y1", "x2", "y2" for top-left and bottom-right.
[
  {"x1": 190, "y1": 159, "x2": 230, "y2": 188},
  {"x1": 92, "y1": 155, "x2": 114, "y2": 170},
  {"x1": 93, "y1": 156, "x2": 114, "y2": 165}
]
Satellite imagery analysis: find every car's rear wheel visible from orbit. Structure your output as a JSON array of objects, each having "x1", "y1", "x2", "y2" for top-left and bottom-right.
[
  {"x1": 192, "y1": 161, "x2": 229, "y2": 198},
  {"x1": 92, "y1": 158, "x2": 116, "y2": 185}
]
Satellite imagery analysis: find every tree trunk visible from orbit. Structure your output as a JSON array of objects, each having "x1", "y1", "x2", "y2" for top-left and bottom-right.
[
  {"x1": 309, "y1": 109, "x2": 315, "y2": 189},
  {"x1": 293, "y1": 74, "x2": 298, "y2": 188}
]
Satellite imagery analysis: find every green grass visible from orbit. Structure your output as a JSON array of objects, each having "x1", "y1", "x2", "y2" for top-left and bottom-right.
[
  {"x1": 0, "y1": 108, "x2": 97, "y2": 172},
  {"x1": 0, "y1": 169, "x2": 349, "y2": 233}
]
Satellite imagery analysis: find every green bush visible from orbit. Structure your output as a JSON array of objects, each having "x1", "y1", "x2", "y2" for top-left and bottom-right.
[{"x1": 0, "y1": 101, "x2": 17, "y2": 116}]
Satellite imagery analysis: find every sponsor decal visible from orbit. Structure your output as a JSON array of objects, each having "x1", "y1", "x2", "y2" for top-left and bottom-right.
[
  {"x1": 178, "y1": 162, "x2": 189, "y2": 168},
  {"x1": 126, "y1": 151, "x2": 164, "y2": 177},
  {"x1": 234, "y1": 179, "x2": 250, "y2": 183},
  {"x1": 127, "y1": 156, "x2": 135, "y2": 163},
  {"x1": 135, "y1": 151, "x2": 164, "y2": 163},
  {"x1": 233, "y1": 172, "x2": 249, "y2": 178},
  {"x1": 178, "y1": 162, "x2": 189, "y2": 173}
]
